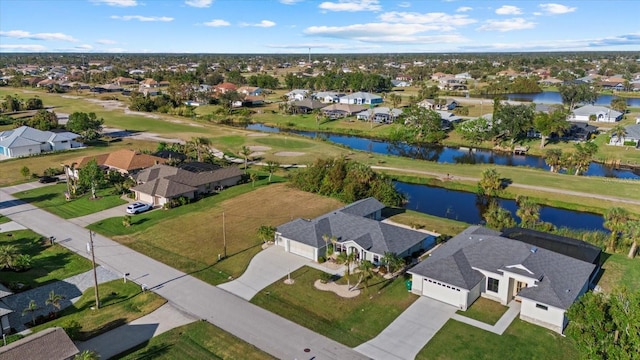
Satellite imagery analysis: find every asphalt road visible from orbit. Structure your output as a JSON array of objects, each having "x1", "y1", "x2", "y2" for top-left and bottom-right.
[{"x1": 0, "y1": 187, "x2": 369, "y2": 360}]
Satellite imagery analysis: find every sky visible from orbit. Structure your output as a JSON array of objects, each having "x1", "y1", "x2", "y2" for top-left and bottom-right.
[{"x1": 1, "y1": 0, "x2": 639, "y2": 54}]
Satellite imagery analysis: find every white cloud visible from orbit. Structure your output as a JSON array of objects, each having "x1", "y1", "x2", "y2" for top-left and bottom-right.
[
  {"x1": 76, "y1": 44, "x2": 94, "y2": 50},
  {"x1": 203, "y1": 19, "x2": 230, "y2": 27},
  {"x1": 267, "y1": 42, "x2": 381, "y2": 50},
  {"x1": 539, "y1": 3, "x2": 576, "y2": 14},
  {"x1": 96, "y1": 39, "x2": 117, "y2": 44},
  {"x1": 398, "y1": 2, "x2": 410, "y2": 7},
  {"x1": 279, "y1": 0, "x2": 303, "y2": 4},
  {"x1": 185, "y1": 0, "x2": 213, "y2": 8},
  {"x1": 240, "y1": 20, "x2": 276, "y2": 27},
  {"x1": 462, "y1": 33, "x2": 640, "y2": 52},
  {"x1": 477, "y1": 18, "x2": 536, "y2": 32},
  {"x1": 0, "y1": 44, "x2": 47, "y2": 51},
  {"x1": 0, "y1": 30, "x2": 78, "y2": 42},
  {"x1": 111, "y1": 15, "x2": 174, "y2": 22},
  {"x1": 378, "y1": 12, "x2": 476, "y2": 27},
  {"x1": 318, "y1": 0, "x2": 381, "y2": 12},
  {"x1": 90, "y1": 0, "x2": 137, "y2": 7},
  {"x1": 495, "y1": 5, "x2": 522, "y2": 15},
  {"x1": 456, "y1": 6, "x2": 472, "y2": 12},
  {"x1": 304, "y1": 23, "x2": 468, "y2": 43}
]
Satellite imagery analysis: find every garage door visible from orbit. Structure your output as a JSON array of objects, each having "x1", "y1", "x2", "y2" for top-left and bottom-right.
[
  {"x1": 288, "y1": 240, "x2": 315, "y2": 260},
  {"x1": 423, "y1": 279, "x2": 463, "y2": 307},
  {"x1": 137, "y1": 192, "x2": 155, "y2": 205}
]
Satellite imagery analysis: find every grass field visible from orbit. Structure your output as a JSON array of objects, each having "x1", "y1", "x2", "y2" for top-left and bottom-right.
[
  {"x1": 597, "y1": 253, "x2": 640, "y2": 293},
  {"x1": 118, "y1": 320, "x2": 276, "y2": 360},
  {"x1": 386, "y1": 209, "x2": 469, "y2": 237},
  {"x1": 0, "y1": 229, "x2": 92, "y2": 289},
  {"x1": 13, "y1": 183, "x2": 127, "y2": 219},
  {"x1": 417, "y1": 319, "x2": 578, "y2": 360},
  {"x1": 30, "y1": 280, "x2": 166, "y2": 341},
  {"x1": 455, "y1": 297, "x2": 508, "y2": 325},
  {"x1": 251, "y1": 266, "x2": 418, "y2": 347},
  {"x1": 90, "y1": 182, "x2": 343, "y2": 285}
]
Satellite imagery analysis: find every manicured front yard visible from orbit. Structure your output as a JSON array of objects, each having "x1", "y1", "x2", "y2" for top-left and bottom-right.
[
  {"x1": 90, "y1": 182, "x2": 343, "y2": 285},
  {"x1": 0, "y1": 229, "x2": 92, "y2": 289},
  {"x1": 455, "y1": 297, "x2": 508, "y2": 325},
  {"x1": 417, "y1": 319, "x2": 578, "y2": 359},
  {"x1": 250, "y1": 266, "x2": 418, "y2": 347},
  {"x1": 117, "y1": 320, "x2": 276, "y2": 360},
  {"x1": 13, "y1": 183, "x2": 127, "y2": 219},
  {"x1": 30, "y1": 279, "x2": 166, "y2": 341},
  {"x1": 597, "y1": 253, "x2": 640, "y2": 293}
]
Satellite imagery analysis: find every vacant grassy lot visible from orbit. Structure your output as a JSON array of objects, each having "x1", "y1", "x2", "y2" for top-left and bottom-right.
[
  {"x1": 118, "y1": 320, "x2": 276, "y2": 360},
  {"x1": 13, "y1": 184, "x2": 127, "y2": 219},
  {"x1": 0, "y1": 229, "x2": 92, "y2": 289},
  {"x1": 418, "y1": 319, "x2": 578, "y2": 359},
  {"x1": 92, "y1": 182, "x2": 342, "y2": 285},
  {"x1": 597, "y1": 253, "x2": 640, "y2": 293},
  {"x1": 456, "y1": 297, "x2": 508, "y2": 325},
  {"x1": 30, "y1": 279, "x2": 166, "y2": 341},
  {"x1": 386, "y1": 209, "x2": 469, "y2": 237},
  {"x1": 251, "y1": 266, "x2": 418, "y2": 347}
]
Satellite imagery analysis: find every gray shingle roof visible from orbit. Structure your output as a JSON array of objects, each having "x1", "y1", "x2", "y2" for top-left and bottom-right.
[
  {"x1": 572, "y1": 104, "x2": 622, "y2": 119},
  {"x1": 132, "y1": 164, "x2": 242, "y2": 198},
  {"x1": 409, "y1": 226, "x2": 595, "y2": 309},
  {"x1": 0, "y1": 327, "x2": 79, "y2": 360},
  {"x1": 336, "y1": 197, "x2": 384, "y2": 217},
  {"x1": 0, "y1": 126, "x2": 80, "y2": 148}
]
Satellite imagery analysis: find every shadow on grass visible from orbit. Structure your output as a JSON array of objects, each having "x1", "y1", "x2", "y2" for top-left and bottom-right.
[
  {"x1": 115, "y1": 342, "x2": 173, "y2": 360},
  {"x1": 12, "y1": 192, "x2": 57, "y2": 204},
  {"x1": 78, "y1": 317, "x2": 128, "y2": 341}
]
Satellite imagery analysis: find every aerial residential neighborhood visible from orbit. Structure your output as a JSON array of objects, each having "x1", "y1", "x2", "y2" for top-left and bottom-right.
[{"x1": 1, "y1": 0, "x2": 639, "y2": 359}]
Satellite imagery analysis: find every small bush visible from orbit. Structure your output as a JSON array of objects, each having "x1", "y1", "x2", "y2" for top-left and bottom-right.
[
  {"x1": 317, "y1": 256, "x2": 326, "y2": 263},
  {"x1": 62, "y1": 319, "x2": 82, "y2": 341},
  {"x1": 319, "y1": 272, "x2": 332, "y2": 283}
]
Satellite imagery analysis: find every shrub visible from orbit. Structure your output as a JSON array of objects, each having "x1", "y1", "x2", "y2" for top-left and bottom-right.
[
  {"x1": 623, "y1": 140, "x2": 637, "y2": 146},
  {"x1": 43, "y1": 167, "x2": 62, "y2": 176},
  {"x1": 317, "y1": 256, "x2": 326, "y2": 263},
  {"x1": 13, "y1": 254, "x2": 32, "y2": 271},
  {"x1": 62, "y1": 319, "x2": 82, "y2": 340}
]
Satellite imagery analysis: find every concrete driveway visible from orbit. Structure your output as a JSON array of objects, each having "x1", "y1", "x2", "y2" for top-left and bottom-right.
[
  {"x1": 355, "y1": 297, "x2": 457, "y2": 360},
  {"x1": 67, "y1": 197, "x2": 138, "y2": 227}
]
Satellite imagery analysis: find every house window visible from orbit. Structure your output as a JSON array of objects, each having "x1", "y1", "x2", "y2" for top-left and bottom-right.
[
  {"x1": 536, "y1": 304, "x2": 548, "y2": 311},
  {"x1": 487, "y1": 278, "x2": 499, "y2": 293},
  {"x1": 373, "y1": 254, "x2": 379, "y2": 264}
]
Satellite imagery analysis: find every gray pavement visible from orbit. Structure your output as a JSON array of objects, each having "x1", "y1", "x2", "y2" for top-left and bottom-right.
[
  {"x1": 0, "y1": 187, "x2": 369, "y2": 360},
  {"x1": 0, "y1": 221, "x2": 27, "y2": 233},
  {"x1": 3, "y1": 267, "x2": 119, "y2": 333},
  {"x1": 355, "y1": 297, "x2": 457, "y2": 360},
  {"x1": 77, "y1": 303, "x2": 197, "y2": 359},
  {"x1": 67, "y1": 197, "x2": 135, "y2": 227},
  {"x1": 452, "y1": 300, "x2": 521, "y2": 335}
]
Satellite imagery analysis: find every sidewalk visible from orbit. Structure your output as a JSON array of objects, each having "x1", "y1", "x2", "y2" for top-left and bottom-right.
[
  {"x1": 67, "y1": 196, "x2": 135, "y2": 227},
  {"x1": 451, "y1": 300, "x2": 521, "y2": 335}
]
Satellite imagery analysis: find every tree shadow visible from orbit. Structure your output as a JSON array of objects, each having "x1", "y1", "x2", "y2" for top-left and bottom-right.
[
  {"x1": 115, "y1": 342, "x2": 173, "y2": 359},
  {"x1": 500, "y1": 177, "x2": 513, "y2": 189},
  {"x1": 13, "y1": 193, "x2": 57, "y2": 204}
]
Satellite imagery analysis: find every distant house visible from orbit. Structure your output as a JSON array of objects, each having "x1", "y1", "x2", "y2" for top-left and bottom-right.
[
  {"x1": 214, "y1": 82, "x2": 237, "y2": 94},
  {"x1": 0, "y1": 327, "x2": 79, "y2": 360},
  {"x1": 113, "y1": 76, "x2": 138, "y2": 86},
  {"x1": 455, "y1": 72, "x2": 472, "y2": 80},
  {"x1": 139, "y1": 78, "x2": 159, "y2": 88},
  {"x1": 356, "y1": 107, "x2": 402, "y2": 124},
  {"x1": 0, "y1": 126, "x2": 82, "y2": 159},
  {"x1": 131, "y1": 163, "x2": 243, "y2": 206},
  {"x1": 276, "y1": 198, "x2": 435, "y2": 262},
  {"x1": 321, "y1": 103, "x2": 366, "y2": 119},
  {"x1": 237, "y1": 86, "x2": 263, "y2": 96},
  {"x1": 409, "y1": 226, "x2": 600, "y2": 334},
  {"x1": 68, "y1": 149, "x2": 167, "y2": 178},
  {"x1": 232, "y1": 95, "x2": 264, "y2": 108},
  {"x1": 418, "y1": 99, "x2": 458, "y2": 111},
  {"x1": 92, "y1": 83, "x2": 123, "y2": 93},
  {"x1": 609, "y1": 124, "x2": 640, "y2": 147},
  {"x1": 391, "y1": 80, "x2": 411, "y2": 87},
  {"x1": 285, "y1": 89, "x2": 309, "y2": 101},
  {"x1": 312, "y1": 91, "x2": 344, "y2": 103},
  {"x1": 569, "y1": 105, "x2": 623, "y2": 123},
  {"x1": 339, "y1": 92, "x2": 383, "y2": 105},
  {"x1": 290, "y1": 98, "x2": 325, "y2": 114}
]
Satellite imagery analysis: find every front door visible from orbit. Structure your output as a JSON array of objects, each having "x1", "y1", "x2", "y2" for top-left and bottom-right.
[{"x1": 513, "y1": 281, "x2": 525, "y2": 300}]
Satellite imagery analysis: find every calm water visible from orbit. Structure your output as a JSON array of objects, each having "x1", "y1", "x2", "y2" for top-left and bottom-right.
[
  {"x1": 394, "y1": 181, "x2": 606, "y2": 232},
  {"x1": 476, "y1": 91, "x2": 640, "y2": 107},
  {"x1": 246, "y1": 123, "x2": 640, "y2": 179}
]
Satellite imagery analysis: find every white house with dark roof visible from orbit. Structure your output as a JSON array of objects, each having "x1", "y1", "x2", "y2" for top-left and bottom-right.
[
  {"x1": 408, "y1": 226, "x2": 598, "y2": 334},
  {"x1": 285, "y1": 89, "x2": 309, "y2": 101},
  {"x1": 0, "y1": 126, "x2": 81, "y2": 159},
  {"x1": 275, "y1": 198, "x2": 434, "y2": 263},
  {"x1": 339, "y1": 92, "x2": 383, "y2": 105},
  {"x1": 608, "y1": 124, "x2": 640, "y2": 147},
  {"x1": 569, "y1": 105, "x2": 623, "y2": 122}
]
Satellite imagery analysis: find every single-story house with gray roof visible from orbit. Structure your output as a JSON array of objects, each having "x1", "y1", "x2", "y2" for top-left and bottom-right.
[
  {"x1": 408, "y1": 226, "x2": 598, "y2": 334},
  {"x1": 356, "y1": 107, "x2": 402, "y2": 123},
  {"x1": 339, "y1": 92, "x2": 383, "y2": 105},
  {"x1": 569, "y1": 105, "x2": 623, "y2": 123},
  {"x1": 608, "y1": 124, "x2": 640, "y2": 147},
  {"x1": 276, "y1": 198, "x2": 435, "y2": 262},
  {"x1": 0, "y1": 126, "x2": 82, "y2": 158}
]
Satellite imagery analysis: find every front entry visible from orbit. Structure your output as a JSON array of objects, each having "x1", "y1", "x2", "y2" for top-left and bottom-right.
[{"x1": 513, "y1": 280, "x2": 525, "y2": 301}]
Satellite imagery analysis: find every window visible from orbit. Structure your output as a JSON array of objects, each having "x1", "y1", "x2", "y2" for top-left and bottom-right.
[
  {"x1": 487, "y1": 278, "x2": 499, "y2": 293},
  {"x1": 373, "y1": 255, "x2": 379, "y2": 263},
  {"x1": 536, "y1": 304, "x2": 548, "y2": 311}
]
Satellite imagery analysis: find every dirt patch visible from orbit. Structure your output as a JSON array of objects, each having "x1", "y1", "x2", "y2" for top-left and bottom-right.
[
  {"x1": 274, "y1": 151, "x2": 305, "y2": 157},
  {"x1": 250, "y1": 151, "x2": 265, "y2": 157},
  {"x1": 247, "y1": 133, "x2": 269, "y2": 137},
  {"x1": 85, "y1": 98, "x2": 125, "y2": 111},
  {"x1": 314, "y1": 280, "x2": 360, "y2": 298},
  {"x1": 61, "y1": 95, "x2": 81, "y2": 99},
  {"x1": 248, "y1": 145, "x2": 271, "y2": 151}
]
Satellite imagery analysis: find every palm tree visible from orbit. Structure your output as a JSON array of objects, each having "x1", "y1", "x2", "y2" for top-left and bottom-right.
[
  {"x1": 623, "y1": 220, "x2": 640, "y2": 259},
  {"x1": 483, "y1": 202, "x2": 516, "y2": 231},
  {"x1": 45, "y1": 290, "x2": 65, "y2": 316},
  {"x1": 249, "y1": 172, "x2": 258, "y2": 187},
  {"x1": 322, "y1": 234, "x2": 330, "y2": 258},
  {"x1": 382, "y1": 252, "x2": 397, "y2": 273},
  {"x1": 516, "y1": 196, "x2": 541, "y2": 229},
  {"x1": 22, "y1": 299, "x2": 39, "y2": 326},
  {"x1": 74, "y1": 350, "x2": 100, "y2": 360},
  {"x1": 477, "y1": 168, "x2": 502, "y2": 197},
  {"x1": 186, "y1": 137, "x2": 210, "y2": 162},
  {"x1": 610, "y1": 124, "x2": 626, "y2": 145},
  {"x1": 544, "y1": 149, "x2": 563, "y2": 173},
  {"x1": 239, "y1": 146, "x2": 252, "y2": 172},
  {"x1": 256, "y1": 225, "x2": 276, "y2": 244},
  {"x1": 265, "y1": 161, "x2": 280, "y2": 182},
  {"x1": 122, "y1": 215, "x2": 131, "y2": 227},
  {"x1": 0, "y1": 244, "x2": 18, "y2": 270},
  {"x1": 604, "y1": 207, "x2": 631, "y2": 253},
  {"x1": 355, "y1": 260, "x2": 374, "y2": 293}
]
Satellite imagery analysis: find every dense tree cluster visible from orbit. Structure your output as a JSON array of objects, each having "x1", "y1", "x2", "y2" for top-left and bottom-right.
[
  {"x1": 66, "y1": 112, "x2": 103, "y2": 141},
  {"x1": 289, "y1": 157, "x2": 404, "y2": 206},
  {"x1": 396, "y1": 105, "x2": 446, "y2": 144},
  {"x1": 283, "y1": 71, "x2": 392, "y2": 92}
]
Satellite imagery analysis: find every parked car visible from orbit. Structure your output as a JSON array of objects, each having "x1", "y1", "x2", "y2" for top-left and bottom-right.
[
  {"x1": 126, "y1": 202, "x2": 152, "y2": 214},
  {"x1": 38, "y1": 176, "x2": 59, "y2": 183}
]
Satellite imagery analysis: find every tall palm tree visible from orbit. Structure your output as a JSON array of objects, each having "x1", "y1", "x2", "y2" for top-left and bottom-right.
[
  {"x1": 322, "y1": 234, "x2": 330, "y2": 258},
  {"x1": 623, "y1": 220, "x2": 640, "y2": 259},
  {"x1": 239, "y1": 146, "x2": 252, "y2": 172},
  {"x1": 45, "y1": 290, "x2": 65, "y2": 316},
  {"x1": 516, "y1": 196, "x2": 541, "y2": 229},
  {"x1": 249, "y1": 172, "x2": 258, "y2": 187},
  {"x1": 256, "y1": 225, "x2": 276, "y2": 244},
  {"x1": 610, "y1": 124, "x2": 626, "y2": 145},
  {"x1": 22, "y1": 299, "x2": 39, "y2": 326},
  {"x1": 186, "y1": 137, "x2": 210, "y2": 162},
  {"x1": 355, "y1": 260, "x2": 374, "y2": 293},
  {"x1": 0, "y1": 244, "x2": 18, "y2": 270},
  {"x1": 265, "y1": 161, "x2": 280, "y2": 182},
  {"x1": 604, "y1": 207, "x2": 631, "y2": 253},
  {"x1": 483, "y1": 202, "x2": 516, "y2": 231},
  {"x1": 477, "y1": 168, "x2": 502, "y2": 197},
  {"x1": 545, "y1": 149, "x2": 563, "y2": 173}
]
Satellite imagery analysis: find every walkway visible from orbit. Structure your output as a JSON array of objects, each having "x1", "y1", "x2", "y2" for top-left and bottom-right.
[
  {"x1": 76, "y1": 303, "x2": 197, "y2": 359},
  {"x1": 0, "y1": 188, "x2": 367, "y2": 360},
  {"x1": 2, "y1": 267, "x2": 119, "y2": 333},
  {"x1": 452, "y1": 300, "x2": 521, "y2": 335},
  {"x1": 355, "y1": 297, "x2": 457, "y2": 360},
  {"x1": 0, "y1": 221, "x2": 27, "y2": 232}
]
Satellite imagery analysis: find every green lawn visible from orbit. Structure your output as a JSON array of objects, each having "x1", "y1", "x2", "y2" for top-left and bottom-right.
[
  {"x1": 597, "y1": 253, "x2": 640, "y2": 293},
  {"x1": 0, "y1": 229, "x2": 92, "y2": 289},
  {"x1": 456, "y1": 297, "x2": 508, "y2": 325},
  {"x1": 386, "y1": 209, "x2": 470, "y2": 237},
  {"x1": 117, "y1": 320, "x2": 276, "y2": 360},
  {"x1": 417, "y1": 319, "x2": 578, "y2": 360},
  {"x1": 30, "y1": 280, "x2": 166, "y2": 341},
  {"x1": 250, "y1": 266, "x2": 418, "y2": 347},
  {"x1": 0, "y1": 216, "x2": 11, "y2": 225},
  {"x1": 13, "y1": 184, "x2": 127, "y2": 219},
  {"x1": 253, "y1": 137, "x2": 314, "y2": 149}
]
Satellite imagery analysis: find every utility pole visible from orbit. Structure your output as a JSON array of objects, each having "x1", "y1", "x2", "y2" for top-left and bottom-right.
[
  {"x1": 89, "y1": 230, "x2": 100, "y2": 309},
  {"x1": 222, "y1": 212, "x2": 227, "y2": 258}
]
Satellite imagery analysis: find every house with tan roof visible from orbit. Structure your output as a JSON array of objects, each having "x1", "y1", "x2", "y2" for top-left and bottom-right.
[
  {"x1": 67, "y1": 149, "x2": 167, "y2": 178},
  {"x1": 139, "y1": 78, "x2": 159, "y2": 88},
  {"x1": 113, "y1": 76, "x2": 138, "y2": 86},
  {"x1": 214, "y1": 82, "x2": 237, "y2": 94}
]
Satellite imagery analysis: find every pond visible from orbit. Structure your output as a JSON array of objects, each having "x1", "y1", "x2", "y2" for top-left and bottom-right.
[
  {"x1": 246, "y1": 123, "x2": 640, "y2": 179},
  {"x1": 394, "y1": 181, "x2": 606, "y2": 232}
]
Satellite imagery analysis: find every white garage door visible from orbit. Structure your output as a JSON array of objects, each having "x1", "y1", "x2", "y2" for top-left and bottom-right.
[
  {"x1": 137, "y1": 192, "x2": 155, "y2": 205},
  {"x1": 423, "y1": 279, "x2": 463, "y2": 308},
  {"x1": 288, "y1": 240, "x2": 315, "y2": 260}
]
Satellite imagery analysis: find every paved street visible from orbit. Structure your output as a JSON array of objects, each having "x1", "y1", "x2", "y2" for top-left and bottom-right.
[{"x1": 0, "y1": 187, "x2": 369, "y2": 360}]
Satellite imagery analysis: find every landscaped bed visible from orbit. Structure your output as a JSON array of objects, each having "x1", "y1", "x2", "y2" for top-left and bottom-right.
[
  {"x1": 117, "y1": 320, "x2": 276, "y2": 360},
  {"x1": 455, "y1": 297, "x2": 508, "y2": 325},
  {"x1": 13, "y1": 183, "x2": 127, "y2": 219},
  {"x1": 250, "y1": 266, "x2": 418, "y2": 347},
  {"x1": 0, "y1": 229, "x2": 92, "y2": 290}
]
